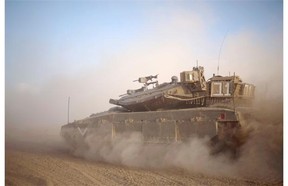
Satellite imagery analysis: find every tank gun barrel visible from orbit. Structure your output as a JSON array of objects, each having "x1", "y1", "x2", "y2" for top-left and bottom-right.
[{"x1": 119, "y1": 93, "x2": 127, "y2": 97}]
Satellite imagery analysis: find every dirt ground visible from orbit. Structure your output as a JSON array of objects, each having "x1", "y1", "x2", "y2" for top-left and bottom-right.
[{"x1": 5, "y1": 140, "x2": 282, "y2": 186}]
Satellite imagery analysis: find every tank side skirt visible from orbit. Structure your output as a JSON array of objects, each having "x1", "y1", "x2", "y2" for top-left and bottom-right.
[{"x1": 61, "y1": 108, "x2": 238, "y2": 145}]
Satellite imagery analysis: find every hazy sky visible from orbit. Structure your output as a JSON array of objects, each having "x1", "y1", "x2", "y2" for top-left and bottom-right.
[{"x1": 5, "y1": 1, "x2": 283, "y2": 135}]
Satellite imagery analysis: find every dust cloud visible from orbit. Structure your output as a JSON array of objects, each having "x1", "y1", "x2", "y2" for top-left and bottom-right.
[{"x1": 68, "y1": 96, "x2": 282, "y2": 182}]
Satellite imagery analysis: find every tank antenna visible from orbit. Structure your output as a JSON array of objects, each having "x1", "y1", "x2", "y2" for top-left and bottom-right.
[
  {"x1": 67, "y1": 96, "x2": 70, "y2": 124},
  {"x1": 217, "y1": 30, "x2": 229, "y2": 75}
]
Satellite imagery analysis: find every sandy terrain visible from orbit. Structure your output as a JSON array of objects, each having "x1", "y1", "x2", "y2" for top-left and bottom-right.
[{"x1": 5, "y1": 139, "x2": 282, "y2": 186}]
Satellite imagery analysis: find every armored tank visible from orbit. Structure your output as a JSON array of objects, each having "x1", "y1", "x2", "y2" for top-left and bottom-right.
[{"x1": 61, "y1": 66, "x2": 255, "y2": 154}]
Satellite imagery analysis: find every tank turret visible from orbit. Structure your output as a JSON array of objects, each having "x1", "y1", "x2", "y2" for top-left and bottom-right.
[{"x1": 109, "y1": 67, "x2": 255, "y2": 111}]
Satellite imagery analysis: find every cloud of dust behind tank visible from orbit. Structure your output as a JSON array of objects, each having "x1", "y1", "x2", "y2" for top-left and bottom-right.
[{"x1": 72, "y1": 96, "x2": 282, "y2": 182}]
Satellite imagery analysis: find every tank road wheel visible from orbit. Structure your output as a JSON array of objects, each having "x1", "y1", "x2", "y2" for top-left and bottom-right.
[
  {"x1": 224, "y1": 136, "x2": 241, "y2": 158},
  {"x1": 209, "y1": 135, "x2": 226, "y2": 155},
  {"x1": 209, "y1": 135, "x2": 240, "y2": 159}
]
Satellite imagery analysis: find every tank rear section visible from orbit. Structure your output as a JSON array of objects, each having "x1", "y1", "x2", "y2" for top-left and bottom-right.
[{"x1": 61, "y1": 108, "x2": 240, "y2": 150}]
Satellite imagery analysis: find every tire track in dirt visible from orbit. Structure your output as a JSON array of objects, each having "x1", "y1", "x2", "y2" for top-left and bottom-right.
[
  {"x1": 5, "y1": 144, "x2": 282, "y2": 186},
  {"x1": 6, "y1": 150, "x2": 95, "y2": 185}
]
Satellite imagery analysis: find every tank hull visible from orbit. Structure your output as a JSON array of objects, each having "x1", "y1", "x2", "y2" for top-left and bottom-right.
[{"x1": 61, "y1": 107, "x2": 239, "y2": 150}]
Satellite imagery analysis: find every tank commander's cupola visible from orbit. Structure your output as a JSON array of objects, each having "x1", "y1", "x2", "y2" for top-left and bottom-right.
[{"x1": 171, "y1": 76, "x2": 178, "y2": 84}]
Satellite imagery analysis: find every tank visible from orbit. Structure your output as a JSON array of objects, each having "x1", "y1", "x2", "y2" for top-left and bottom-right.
[{"x1": 61, "y1": 66, "x2": 255, "y2": 154}]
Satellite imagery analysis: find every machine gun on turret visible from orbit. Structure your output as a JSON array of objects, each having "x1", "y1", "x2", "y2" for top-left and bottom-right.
[
  {"x1": 118, "y1": 74, "x2": 159, "y2": 97},
  {"x1": 133, "y1": 74, "x2": 159, "y2": 85}
]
